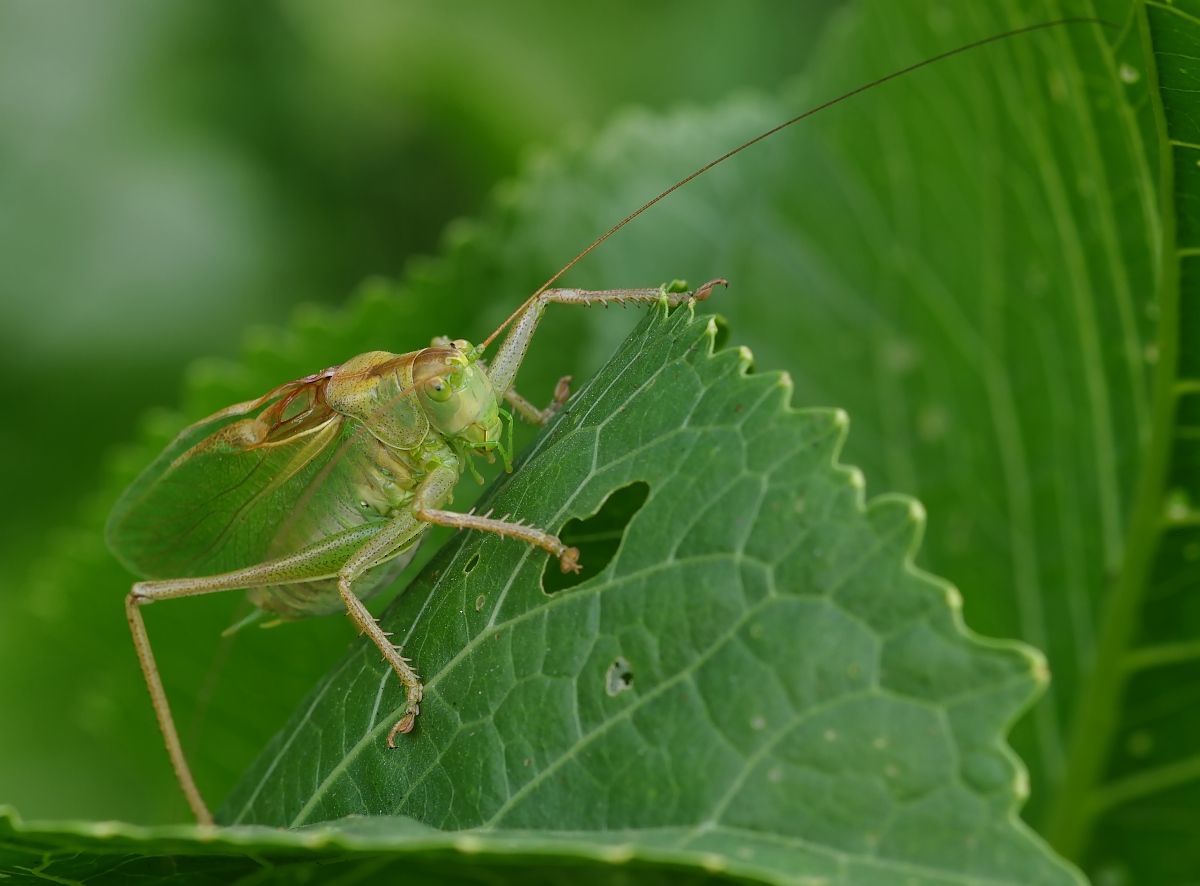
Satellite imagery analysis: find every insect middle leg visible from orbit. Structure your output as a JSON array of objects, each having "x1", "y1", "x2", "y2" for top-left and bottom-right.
[
  {"x1": 411, "y1": 463, "x2": 581, "y2": 581},
  {"x1": 505, "y1": 374, "x2": 572, "y2": 425},
  {"x1": 329, "y1": 512, "x2": 433, "y2": 748},
  {"x1": 348, "y1": 466, "x2": 582, "y2": 746}
]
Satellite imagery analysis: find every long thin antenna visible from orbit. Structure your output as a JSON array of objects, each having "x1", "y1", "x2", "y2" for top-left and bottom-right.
[{"x1": 480, "y1": 16, "x2": 1113, "y2": 350}]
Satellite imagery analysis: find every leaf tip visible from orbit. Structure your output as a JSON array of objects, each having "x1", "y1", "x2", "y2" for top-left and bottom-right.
[
  {"x1": 602, "y1": 844, "x2": 635, "y2": 864},
  {"x1": 736, "y1": 344, "x2": 754, "y2": 371},
  {"x1": 455, "y1": 834, "x2": 486, "y2": 855},
  {"x1": 1013, "y1": 767, "x2": 1031, "y2": 801},
  {"x1": 1028, "y1": 648, "x2": 1051, "y2": 685},
  {"x1": 88, "y1": 821, "x2": 121, "y2": 839}
]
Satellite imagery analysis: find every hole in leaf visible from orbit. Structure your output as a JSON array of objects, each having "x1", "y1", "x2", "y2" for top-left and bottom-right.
[
  {"x1": 541, "y1": 481, "x2": 650, "y2": 595},
  {"x1": 463, "y1": 553, "x2": 480, "y2": 575},
  {"x1": 605, "y1": 656, "x2": 634, "y2": 696}
]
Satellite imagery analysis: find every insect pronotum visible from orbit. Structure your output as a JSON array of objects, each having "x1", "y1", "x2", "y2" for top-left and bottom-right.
[{"x1": 105, "y1": 17, "x2": 1106, "y2": 826}]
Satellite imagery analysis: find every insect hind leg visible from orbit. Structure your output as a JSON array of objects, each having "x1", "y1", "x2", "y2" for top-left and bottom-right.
[
  {"x1": 126, "y1": 569, "x2": 315, "y2": 827},
  {"x1": 125, "y1": 523, "x2": 391, "y2": 824}
]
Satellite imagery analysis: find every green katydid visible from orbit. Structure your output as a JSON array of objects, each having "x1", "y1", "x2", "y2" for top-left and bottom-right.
[
  {"x1": 107, "y1": 278, "x2": 723, "y2": 826},
  {"x1": 105, "y1": 17, "x2": 1106, "y2": 826}
]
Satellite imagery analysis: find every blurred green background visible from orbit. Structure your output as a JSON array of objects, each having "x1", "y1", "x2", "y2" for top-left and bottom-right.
[
  {"x1": 2, "y1": 1, "x2": 1183, "y2": 881},
  {"x1": 0, "y1": 0, "x2": 841, "y2": 819}
]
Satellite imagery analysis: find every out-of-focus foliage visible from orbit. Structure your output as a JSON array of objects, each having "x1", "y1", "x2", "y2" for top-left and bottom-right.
[{"x1": 0, "y1": 0, "x2": 840, "y2": 822}]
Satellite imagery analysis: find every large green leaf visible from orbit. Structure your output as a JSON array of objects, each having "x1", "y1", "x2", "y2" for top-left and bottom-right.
[
  {"x1": 1055, "y1": 0, "x2": 1200, "y2": 879},
  {"x1": 222, "y1": 299, "x2": 1073, "y2": 883},
  {"x1": 2, "y1": 303, "x2": 1077, "y2": 884}
]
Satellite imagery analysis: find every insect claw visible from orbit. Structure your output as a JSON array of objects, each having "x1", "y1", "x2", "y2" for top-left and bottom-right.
[
  {"x1": 693, "y1": 278, "x2": 729, "y2": 302},
  {"x1": 559, "y1": 547, "x2": 582, "y2": 574},
  {"x1": 387, "y1": 711, "x2": 418, "y2": 748}
]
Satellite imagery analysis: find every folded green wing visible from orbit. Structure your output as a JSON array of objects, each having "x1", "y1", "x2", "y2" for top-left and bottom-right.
[{"x1": 106, "y1": 376, "x2": 385, "y2": 580}]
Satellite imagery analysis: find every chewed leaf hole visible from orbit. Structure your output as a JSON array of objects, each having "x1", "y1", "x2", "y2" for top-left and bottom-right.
[
  {"x1": 463, "y1": 553, "x2": 480, "y2": 575},
  {"x1": 541, "y1": 481, "x2": 650, "y2": 595},
  {"x1": 605, "y1": 657, "x2": 634, "y2": 696}
]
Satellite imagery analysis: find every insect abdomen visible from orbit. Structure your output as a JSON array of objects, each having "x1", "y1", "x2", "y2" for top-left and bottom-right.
[{"x1": 251, "y1": 422, "x2": 423, "y2": 619}]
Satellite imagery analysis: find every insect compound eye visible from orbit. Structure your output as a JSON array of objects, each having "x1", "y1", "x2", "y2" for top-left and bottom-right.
[{"x1": 424, "y1": 377, "x2": 453, "y2": 402}]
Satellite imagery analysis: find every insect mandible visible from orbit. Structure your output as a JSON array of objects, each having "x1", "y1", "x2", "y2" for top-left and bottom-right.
[{"x1": 104, "y1": 17, "x2": 1105, "y2": 826}]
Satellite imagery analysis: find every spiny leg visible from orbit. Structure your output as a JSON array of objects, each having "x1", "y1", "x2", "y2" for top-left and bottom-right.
[
  {"x1": 339, "y1": 581, "x2": 424, "y2": 748},
  {"x1": 486, "y1": 279, "x2": 727, "y2": 399},
  {"x1": 331, "y1": 463, "x2": 581, "y2": 748},
  {"x1": 418, "y1": 506, "x2": 581, "y2": 574},
  {"x1": 412, "y1": 464, "x2": 580, "y2": 574},
  {"x1": 332, "y1": 513, "x2": 431, "y2": 747}
]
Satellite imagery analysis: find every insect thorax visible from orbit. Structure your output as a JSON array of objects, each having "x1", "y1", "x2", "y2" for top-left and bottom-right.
[{"x1": 325, "y1": 350, "x2": 432, "y2": 450}]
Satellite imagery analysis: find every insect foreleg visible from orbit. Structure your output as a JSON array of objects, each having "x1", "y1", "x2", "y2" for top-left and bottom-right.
[
  {"x1": 485, "y1": 279, "x2": 727, "y2": 400},
  {"x1": 411, "y1": 464, "x2": 581, "y2": 573},
  {"x1": 505, "y1": 375, "x2": 572, "y2": 426}
]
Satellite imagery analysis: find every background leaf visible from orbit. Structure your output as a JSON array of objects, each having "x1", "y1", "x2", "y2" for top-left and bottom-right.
[{"x1": 1059, "y1": 0, "x2": 1200, "y2": 880}]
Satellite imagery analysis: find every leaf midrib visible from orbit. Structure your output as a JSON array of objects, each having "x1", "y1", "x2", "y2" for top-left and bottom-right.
[{"x1": 1043, "y1": 0, "x2": 1186, "y2": 858}]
